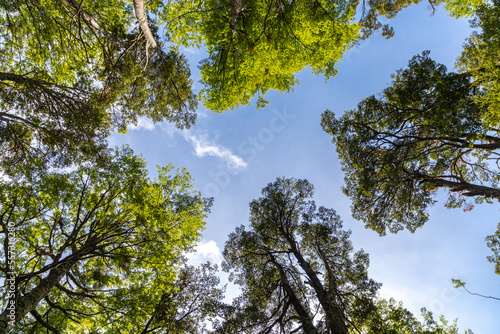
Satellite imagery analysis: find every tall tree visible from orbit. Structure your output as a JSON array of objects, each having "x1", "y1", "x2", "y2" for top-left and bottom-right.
[
  {"x1": 219, "y1": 177, "x2": 381, "y2": 333},
  {"x1": 0, "y1": 0, "x2": 197, "y2": 171},
  {"x1": 218, "y1": 177, "x2": 472, "y2": 333},
  {"x1": 322, "y1": 52, "x2": 500, "y2": 235},
  {"x1": 0, "y1": 147, "x2": 211, "y2": 333}
]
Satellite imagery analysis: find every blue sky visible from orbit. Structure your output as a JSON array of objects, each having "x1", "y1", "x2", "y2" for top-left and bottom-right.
[{"x1": 110, "y1": 4, "x2": 500, "y2": 332}]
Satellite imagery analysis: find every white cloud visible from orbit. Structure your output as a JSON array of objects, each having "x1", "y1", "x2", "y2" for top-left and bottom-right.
[
  {"x1": 128, "y1": 117, "x2": 156, "y2": 131},
  {"x1": 126, "y1": 120, "x2": 247, "y2": 169},
  {"x1": 186, "y1": 240, "x2": 222, "y2": 265},
  {"x1": 183, "y1": 132, "x2": 247, "y2": 170},
  {"x1": 180, "y1": 46, "x2": 203, "y2": 56},
  {"x1": 158, "y1": 122, "x2": 178, "y2": 138}
]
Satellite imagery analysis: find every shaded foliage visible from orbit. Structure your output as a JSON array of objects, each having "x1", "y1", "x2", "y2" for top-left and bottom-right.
[
  {"x1": 142, "y1": 263, "x2": 226, "y2": 334},
  {"x1": 322, "y1": 52, "x2": 500, "y2": 235},
  {"x1": 217, "y1": 177, "x2": 473, "y2": 333},
  {"x1": 0, "y1": 147, "x2": 211, "y2": 333},
  {"x1": 457, "y1": 0, "x2": 500, "y2": 127},
  {"x1": 0, "y1": 0, "x2": 197, "y2": 171},
  {"x1": 219, "y1": 177, "x2": 381, "y2": 333}
]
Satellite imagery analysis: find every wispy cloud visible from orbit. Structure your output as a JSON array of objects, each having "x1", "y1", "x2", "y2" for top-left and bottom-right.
[
  {"x1": 130, "y1": 121, "x2": 247, "y2": 169},
  {"x1": 183, "y1": 132, "x2": 247, "y2": 170}
]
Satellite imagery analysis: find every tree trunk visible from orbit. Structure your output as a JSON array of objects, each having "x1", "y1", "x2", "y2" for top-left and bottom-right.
[
  {"x1": 270, "y1": 255, "x2": 320, "y2": 334},
  {"x1": 230, "y1": 0, "x2": 247, "y2": 34},
  {"x1": 282, "y1": 232, "x2": 349, "y2": 334},
  {"x1": 0, "y1": 258, "x2": 76, "y2": 333},
  {"x1": 414, "y1": 174, "x2": 500, "y2": 201},
  {"x1": 133, "y1": 0, "x2": 158, "y2": 50}
]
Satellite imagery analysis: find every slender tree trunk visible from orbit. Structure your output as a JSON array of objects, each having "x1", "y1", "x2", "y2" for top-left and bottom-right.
[
  {"x1": 282, "y1": 232, "x2": 349, "y2": 334},
  {"x1": 413, "y1": 174, "x2": 500, "y2": 201},
  {"x1": 270, "y1": 255, "x2": 320, "y2": 334},
  {"x1": 0, "y1": 258, "x2": 77, "y2": 333}
]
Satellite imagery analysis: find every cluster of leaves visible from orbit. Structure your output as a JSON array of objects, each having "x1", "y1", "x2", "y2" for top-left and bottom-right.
[
  {"x1": 361, "y1": 298, "x2": 472, "y2": 334},
  {"x1": 456, "y1": 0, "x2": 500, "y2": 127},
  {"x1": 486, "y1": 224, "x2": 500, "y2": 275},
  {"x1": 145, "y1": 263, "x2": 226, "y2": 333},
  {"x1": 0, "y1": 147, "x2": 212, "y2": 332},
  {"x1": 0, "y1": 0, "x2": 197, "y2": 172},
  {"x1": 162, "y1": 0, "x2": 360, "y2": 112},
  {"x1": 158, "y1": 0, "x2": 480, "y2": 113},
  {"x1": 322, "y1": 51, "x2": 500, "y2": 235},
  {"x1": 443, "y1": 0, "x2": 488, "y2": 18}
]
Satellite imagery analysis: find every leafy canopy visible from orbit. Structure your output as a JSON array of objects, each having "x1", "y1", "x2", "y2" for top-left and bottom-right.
[
  {"x1": 162, "y1": 0, "x2": 360, "y2": 112},
  {"x1": 160, "y1": 0, "x2": 476, "y2": 113},
  {"x1": 322, "y1": 52, "x2": 500, "y2": 235},
  {"x1": 457, "y1": 0, "x2": 500, "y2": 127},
  {"x1": 218, "y1": 177, "x2": 472, "y2": 333},
  {"x1": 0, "y1": 147, "x2": 211, "y2": 333},
  {"x1": 0, "y1": 0, "x2": 197, "y2": 171}
]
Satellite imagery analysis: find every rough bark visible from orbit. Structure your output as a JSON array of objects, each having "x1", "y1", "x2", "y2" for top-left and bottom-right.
[
  {"x1": 282, "y1": 232, "x2": 349, "y2": 334},
  {"x1": 430, "y1": 179, "x2": 500, "y2": 200},
  {"x1": 230, "y1": 0, "x2": 247, "y2": 34},
  {"x1": 270, "y1": 255, "x2": 319, "y2": 334},
  {"x1": 412, "y1": 173, "x2": 500, "y2": 201},
  {"x1": 0, "y1": 258, "x2": 77, "y2": 333}
]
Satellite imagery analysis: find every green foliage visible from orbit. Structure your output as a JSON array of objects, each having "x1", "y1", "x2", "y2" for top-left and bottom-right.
[
  {"x1": 217, "y1": 177, "x2": 472, "y2": 333},
  {"x1": 0, "y1": 147, "x2": 211, "y2": 332},
  {"x1": 0, "y1": 0, "x2": 197, "y2": 172},
  {"x1": 219, "y1": 177, "x2": 381, "y2": 333},
  {"x1": 361, "y1": 298, "x2": 472, "y2": 334},
  {"x1": 163, "y1": 0, "x2": 360, "y2": 112},
  {"x1": 452, "y1": 278, "x2": 467, "y2": 288},
  {"x1": 322, "y1": 52, "x2": 500, "y2": 235},
  {"x1": 0, "y1": 73, "x2": 110, "y2": 171},
  {"x1": 457, "y1": 0, "x2": 500, "y2": 127},
  {"x1": 443, "y1": 0, "x2": 487, "y2": 18},
  {"x1": 358, "y1": 0, "x2": 429, "y2": 39},
  {"x1": 148, "y1": 263, "x2": 226, "y2": 333},
  {"x1": 160, "y1": 0, "x2": 458, "y2": 112},
  {"x1": 0, "y1": 0, "x2": 131, "y2": 85},
  {"x1": 486, "y1": 223, "x2": 500, "y2": 274}
]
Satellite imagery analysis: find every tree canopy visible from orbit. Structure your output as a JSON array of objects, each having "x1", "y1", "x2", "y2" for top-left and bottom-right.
[
  {"x1": 161, "y1": 0, "x2": 452, "y2": 113},
  {"x1": 456, "y1": 0, "x2": 500, "y2": 127},
  {"x1": 0, "y1": 147, "x2": 212, "y2": 333},
  {"x1": 220, "y1": 177, "x2": 380, "y2": 333},
  {"x1": 143, "y1": 262, "x2": 226, "y2": 333},
  {"x1": 322, "y1": 52, "x2": 500, "y2": 235},
  {"x1": 0, "y1": 0, "x2": 495, "y2": 331},
  {"x1": 218, "y1": 177, "x2": 472, "y2": 333},
  {"x1": 162, "y1": 0, "x2": 360, "y2": 112},
  {"x1": 0, "y1": 0, "x2": 197, "y2": 171}
]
